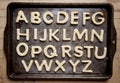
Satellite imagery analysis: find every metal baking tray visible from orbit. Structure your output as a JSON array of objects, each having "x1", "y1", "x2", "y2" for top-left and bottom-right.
[{"x1": 4, "y1": 2, "x2": 116, "y2": 80}]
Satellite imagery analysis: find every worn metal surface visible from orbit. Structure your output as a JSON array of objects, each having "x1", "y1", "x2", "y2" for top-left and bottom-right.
[{"x1": 4, "y1": 3, "x2": 116, "y2": 80}]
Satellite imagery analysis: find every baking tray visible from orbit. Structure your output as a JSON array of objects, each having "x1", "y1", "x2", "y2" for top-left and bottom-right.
[{"x1": 4, "y1": 2, "x2": 116, "y2": 80}]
